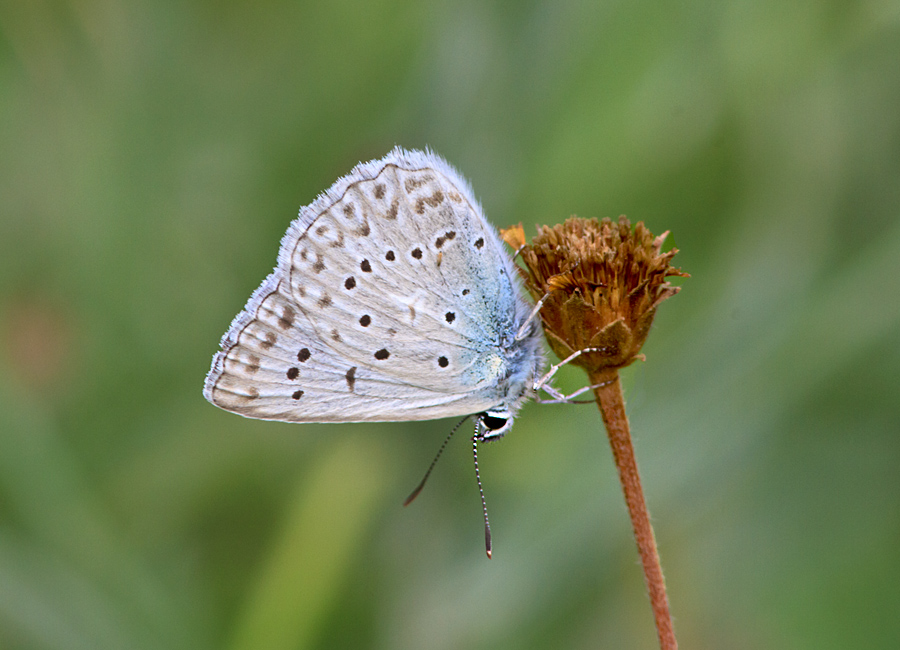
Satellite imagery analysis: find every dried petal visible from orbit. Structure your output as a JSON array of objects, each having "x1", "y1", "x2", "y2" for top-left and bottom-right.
[{"x1": 500, "y1": 223, "x2": 527, "y2": 251}]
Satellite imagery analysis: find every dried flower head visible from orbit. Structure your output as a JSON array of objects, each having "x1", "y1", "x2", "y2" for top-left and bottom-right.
[{"x1": 501, "y1": 216, "x2": 688, "y2": 375}]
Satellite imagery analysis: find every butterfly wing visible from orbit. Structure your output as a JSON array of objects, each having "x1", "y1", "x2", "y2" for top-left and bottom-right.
[{"x1": 204, "y1": 148, "x2": 537, "y2": 423}]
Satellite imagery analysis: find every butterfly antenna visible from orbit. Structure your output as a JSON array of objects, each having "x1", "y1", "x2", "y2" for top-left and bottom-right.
[
  {"x1": 403, "y1": 415, "x2": 471, "y2": 506},
  {"x1": 471, "y1": 432, "x2": 493, "y2": 558}
]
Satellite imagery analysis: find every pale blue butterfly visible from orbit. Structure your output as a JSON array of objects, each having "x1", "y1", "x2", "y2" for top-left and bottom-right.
[{"x1": 204, "y1": 147, "x2": 579, "y2": 555}]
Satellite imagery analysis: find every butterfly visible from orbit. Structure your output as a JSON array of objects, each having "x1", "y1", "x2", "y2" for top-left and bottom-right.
[
  {"x1": 204, "y1": 147, "x2": 561, "y2": 556},
  {"x1": 204, "y1": 147, "x2": 547, "y2": 439}
]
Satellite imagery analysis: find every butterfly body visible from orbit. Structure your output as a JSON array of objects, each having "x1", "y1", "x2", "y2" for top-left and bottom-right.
[{"x1": 204, "y1": 148, "x2": 544, "y2": 436}]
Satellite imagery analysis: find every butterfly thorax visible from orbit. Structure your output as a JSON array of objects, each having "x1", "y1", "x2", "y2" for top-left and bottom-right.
[{"x1": 475, "y1": 297, "x2": 546, "y2": 412}]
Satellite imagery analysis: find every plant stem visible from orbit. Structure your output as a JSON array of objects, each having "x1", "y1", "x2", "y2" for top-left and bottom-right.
[{"x1": 590, "y1": 368, "x2": 677, "y2": 650}]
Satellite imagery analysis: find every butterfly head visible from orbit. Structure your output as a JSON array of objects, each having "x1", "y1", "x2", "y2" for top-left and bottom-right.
[{"x1": 475, "y1": 408, "x2": 513, "y2": 441}]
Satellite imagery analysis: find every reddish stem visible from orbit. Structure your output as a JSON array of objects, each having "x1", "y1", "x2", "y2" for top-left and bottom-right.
[{"x1": 590, "y1": 368, "x2": 677, "y2": 650}]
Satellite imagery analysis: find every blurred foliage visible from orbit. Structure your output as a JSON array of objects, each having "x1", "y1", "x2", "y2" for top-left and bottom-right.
[{"x1": 1, "y1": 0, "x2": 899, "y2": 648}]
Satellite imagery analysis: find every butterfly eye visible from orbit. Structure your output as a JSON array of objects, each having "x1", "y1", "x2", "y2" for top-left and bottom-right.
[{"x1": 481, "y1": 413, "x2": 508, "y2": 431}]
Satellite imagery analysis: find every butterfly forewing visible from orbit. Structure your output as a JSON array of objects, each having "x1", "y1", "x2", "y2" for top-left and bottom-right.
[{"x1": 205, "y1": 149, "x2": 532, "y2": 423}]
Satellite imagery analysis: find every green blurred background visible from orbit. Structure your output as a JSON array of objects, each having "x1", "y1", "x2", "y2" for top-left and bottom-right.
[{"x1": 1, "y1": 1, "x2": 898, "y2": 648}]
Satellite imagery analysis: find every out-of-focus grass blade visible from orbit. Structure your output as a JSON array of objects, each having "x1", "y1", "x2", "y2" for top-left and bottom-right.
[{"x1": 228, "y1": 436, "x2": 390, "y2": 650}]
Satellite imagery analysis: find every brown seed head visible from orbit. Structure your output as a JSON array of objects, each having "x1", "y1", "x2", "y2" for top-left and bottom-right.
[{"x1": 501, "y1": 216, "x2": 688, "y2": 374}]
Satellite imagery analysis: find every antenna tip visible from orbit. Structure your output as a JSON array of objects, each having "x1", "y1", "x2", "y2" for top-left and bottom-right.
[
  {"x1": 486, "y1": 548, "x2": 492, "y2": 559},
  {"x1": 403, "y1": 482, "x2": 425, "y2": 507}
]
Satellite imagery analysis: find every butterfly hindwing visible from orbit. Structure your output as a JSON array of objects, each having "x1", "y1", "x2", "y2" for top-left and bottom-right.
[{"x1": 205, "y1": 148, "x2": 534, "y2": 423}]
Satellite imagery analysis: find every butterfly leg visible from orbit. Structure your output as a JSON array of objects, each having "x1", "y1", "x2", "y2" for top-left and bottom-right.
[
  {"x1": 536, "y1": 380, "x2": 615, "y2": 404},
  {"x1": 514, "y1": 292, "x2": 552, "y2": 341},
  {"x1": 533, "y1": 347, "x2": 609, "y2": 392}
]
